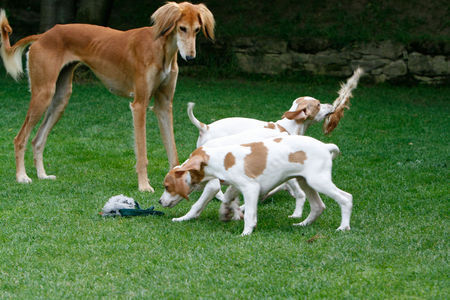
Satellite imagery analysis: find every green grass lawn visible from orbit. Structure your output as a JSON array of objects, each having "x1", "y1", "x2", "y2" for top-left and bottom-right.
[{"x1": 0, "y1": 74, "x2": 448, "y2": 298}]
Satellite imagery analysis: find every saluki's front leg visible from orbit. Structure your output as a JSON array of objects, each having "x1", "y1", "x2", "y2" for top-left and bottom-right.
[
  {"x1": 153, "y1": 72, "x2": 179, "y2": 168},
  {"x1": 172, "y1": 179, "x2": 221, "y2": 222},
  {"x1": 130, "y1": 77, "x2": 153, "y2": 192}
]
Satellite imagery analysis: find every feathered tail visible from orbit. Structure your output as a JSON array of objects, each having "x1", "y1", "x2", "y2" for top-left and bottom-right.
[
  {"x1": 323, "y1": 67, "x2": 364, "y2": 134},
  {"x1": 0, "y1": 9, "x2": 40, "y2": 80}
]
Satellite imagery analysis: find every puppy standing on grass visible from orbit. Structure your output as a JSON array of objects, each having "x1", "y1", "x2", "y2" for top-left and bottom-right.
[
  {"x1": 0, "y1": 2, "x2": 214, "y2": 192},
  {"x1": 159, "y1": 135, "x2": 353, "y2": 236}
]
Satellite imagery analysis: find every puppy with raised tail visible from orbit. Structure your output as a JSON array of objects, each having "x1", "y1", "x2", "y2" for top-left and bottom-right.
[{"x1": 159, "y1": 135, "x2": 352, "y2": 236}]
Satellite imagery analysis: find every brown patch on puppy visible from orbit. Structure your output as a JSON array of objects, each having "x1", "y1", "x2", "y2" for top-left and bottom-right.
[
  {"x1": 224, "y1": 152, "x2": 236, "y2": 170},
  {"x1": 273, "y1": 138, "x2": 282, "y2": 143},
  {"x1": 241, "y1": 142, "x2": 268, "y2": 178},
  {"x1": 288, "y1": 150, "x2": 307, "y2": 164},
  {"x1": 264, "y1": 122, "x2": 276, "y2": 129},
  {"x1": 276, "y1": 124, "x2": 287, "y2": 133}
]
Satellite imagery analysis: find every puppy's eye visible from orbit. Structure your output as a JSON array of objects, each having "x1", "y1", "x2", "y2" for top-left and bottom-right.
[
  {"x1": 194, "y1": 27, "x2": 200, "y2": 33},
  {"x1": 180, "y1": 26, "x2": 187, "y2": 32}
]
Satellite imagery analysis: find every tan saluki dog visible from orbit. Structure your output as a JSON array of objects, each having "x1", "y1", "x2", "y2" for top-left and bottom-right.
[{"x1": 0, "y1": 2, "x2": 214, "y2": 192}]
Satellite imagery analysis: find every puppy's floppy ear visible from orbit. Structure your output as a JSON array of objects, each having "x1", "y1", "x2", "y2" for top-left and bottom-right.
[
  {"x1": 282, "y1": 109, "x2": 307, "y2": 121},
  {"x1": 196, "y1": 3, "x2": 215, "y2": 41},
  {"x1": 171, "y1": 170, "x2": 190, "y2": 200},
  {"x1": 179, "y1": 155, "x2": 205, "y2": 173},
  {"x1": 151, "y1": 2, "x2": 182, "y2": 38},
  {"x1": 174, "y1": 170, "x2": 186, "y2": 178}
]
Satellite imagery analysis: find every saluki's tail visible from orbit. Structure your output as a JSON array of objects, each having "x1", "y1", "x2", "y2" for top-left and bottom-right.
[
  {"x1": 0, "y1": 9, "x2": 40, "y2": 80},
  {"x1": 323, "y1": 67, "x2": 364, "y2": 134},
  {"x1": 187, "y1": 102, "x2": 207, "y2": 134},
  {"x1": 326, "y1": 143, "x2": 340, "y2": 160}
]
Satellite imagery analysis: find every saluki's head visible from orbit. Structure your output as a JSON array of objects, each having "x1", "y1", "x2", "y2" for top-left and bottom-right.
[{"x1": 151, "y1": 2, "x2": 215, "y2": 61}]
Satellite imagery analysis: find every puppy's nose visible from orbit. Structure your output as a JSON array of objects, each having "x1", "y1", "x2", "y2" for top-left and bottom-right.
[
  {"x1": 185, "y1": 55, "x2": 195, "y2": 61},
  {"x1": 158, "y1": 199, "x2": 162, "y2": 204}
]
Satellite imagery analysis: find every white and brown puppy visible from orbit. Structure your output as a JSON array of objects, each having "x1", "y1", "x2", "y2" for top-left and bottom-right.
[
  {"x1": 189, "y1": 97, "x2": 333, "y2": 148},
  {"x1": 159, "y1": 135, "x2": 352, "y2": 236},
  {"x1": 188, "y1": 68, "x2": 363, "y2": 146},
  {"x1": 160, "y1": 128, "x2": 297, "y2": 222}
]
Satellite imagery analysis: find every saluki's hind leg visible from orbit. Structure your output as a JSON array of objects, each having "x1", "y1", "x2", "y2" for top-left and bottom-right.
[
  {"x1": 32, "y1": 62, "x2": 79, "y2": 180},
  {"x1": 14, "y1": 84, "x2": 57, "y2": 183}
]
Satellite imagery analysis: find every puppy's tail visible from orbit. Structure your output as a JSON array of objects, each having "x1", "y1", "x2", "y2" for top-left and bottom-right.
[
  {"x1": 0, "y1": 9, "x2": 40, "y2": 80},
  {"x1": 187, "y1": 102, "x2": 208, "y2": 134},
  {"x1": 326, "y1": 143, "x2": 340, "y2": 160}
]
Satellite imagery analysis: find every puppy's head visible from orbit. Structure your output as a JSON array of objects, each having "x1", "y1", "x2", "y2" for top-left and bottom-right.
[
  {"x1": 282, "y1": 97, "x2": 333, "y2": 123},
  {"x1": 159, "y1": 166, "x2": 192, "y2": 208},
  {"x1": 159, "y1": 148, "x2": 209, "y2": 208}
]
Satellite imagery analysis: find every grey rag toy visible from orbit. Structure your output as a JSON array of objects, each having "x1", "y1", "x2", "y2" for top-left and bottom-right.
[{"x1": 101, "y1": 194, "x2": 164, "y2": 217}]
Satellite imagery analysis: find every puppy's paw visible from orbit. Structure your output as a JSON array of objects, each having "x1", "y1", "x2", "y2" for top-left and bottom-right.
[
  {"x1": 336, "y1": 225, "x2": 351, "y2": 231},
  {"x1": 219, "y1": 203, "x2": 233, "y2": 222},
  {"x1": 293, "y1": 220, "x2": 309, "y2": 227},
  {"x1": 288, "y1": 212, "x2": 302, "y2": 218}
]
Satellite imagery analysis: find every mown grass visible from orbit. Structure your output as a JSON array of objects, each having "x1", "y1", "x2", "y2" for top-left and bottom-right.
[{"x1": 0, "y1": 74, "x2": 448, "y2": 298}]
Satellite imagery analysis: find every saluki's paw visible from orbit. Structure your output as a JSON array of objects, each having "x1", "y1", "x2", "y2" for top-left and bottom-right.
[
  {"x1": 139, "y1": 183, "x2": 155, "y2": 193},
  {"x1": 17, "y1": 174, "x2": 32, "y2": 184},
  {"x1": 336, "y1": 225, "x2": 351, "y2": 231},
  {"x1": 38, "y1": 174, "x2": 56, "y2": 180}
]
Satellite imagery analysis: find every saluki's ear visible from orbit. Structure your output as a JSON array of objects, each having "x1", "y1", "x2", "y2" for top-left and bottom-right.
[
  {"x1": 196, "y1": 3, "x2": 215, "y2": 41},
  {"x1": 151, "y1": 2, "x2": 182, "y2": 38}
]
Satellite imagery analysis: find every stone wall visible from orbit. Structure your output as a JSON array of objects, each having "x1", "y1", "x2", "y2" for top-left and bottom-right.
[{"x1": 230, "y1": 38, "x2": 450, "y2": 84}]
